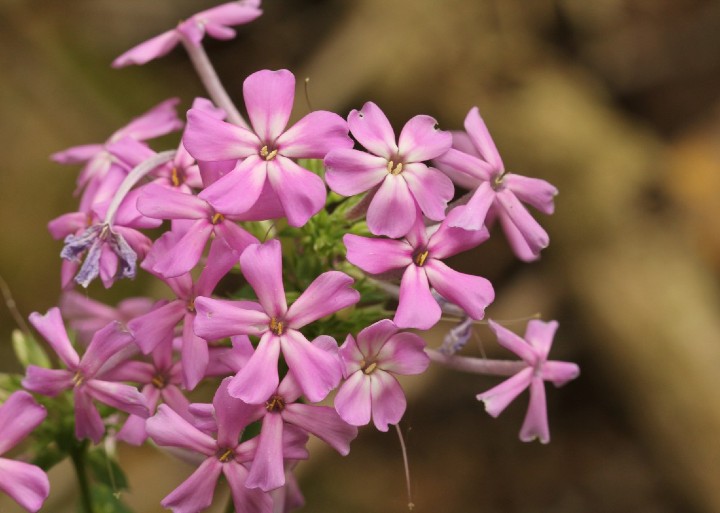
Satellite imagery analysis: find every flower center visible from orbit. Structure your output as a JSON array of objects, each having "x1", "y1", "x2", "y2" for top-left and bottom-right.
[
  {"x1": 269, "y1": 317, "x2": 285, "y2": 336},
  {"x1": 211, "y1": 213, "x2": 224, "y2": 225},
  {"x1": 171, "y1": 167, "x2": 182, "y2": 187},
  {"x1": 260, "y1": 145, "x2": 278, "y2": 161},
  {"x1": 187, "y1": 299, "x2": 195, "y2": 313},
  {"x1": 414, "y1": 250, "x2": 429, "y2": 267},
  {"x1": 217, "y1": 447, "x2": 235, "y2": 463},
  {"x1": 386, "y1": 160, "x2": 403, "y2": 175},
  {"x1": 72, "y1": 371, "x2": 85, "y2": 387},
  {"x1": 491, "y1": 172, "x2": 506, "y2": 190},
  {"x1": 265, "y1": 394, "x2": 286, "y2": 412},
  {"x1": 151, "y1": 374, "x2": 168, "y2": 389}
]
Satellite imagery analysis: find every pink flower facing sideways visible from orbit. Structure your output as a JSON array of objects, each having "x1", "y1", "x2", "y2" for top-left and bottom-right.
[
  {"x1": 22, "y1": 308, "x2": 149, "y2": 444},
  {"x1": 325, "y1": 101, "x2": 454, "y2": 238},
  {"x1": 344, "y1": 212, "x2": 494, "y2": 330},
  {"x1": 335, "y1": 319, "x2": 429, "y2": 431},
  {"x1": 477, "y1": 320, "x2": 580, "y2": 444},
  {"x1": 194, "y1": 239, "x2": 360, "y2": 404},
  {"x1": 112, "y1": 0, "x2": 263, "y2": 67},
  {"x1": 0, "y1": 392, "x2": 49, "y2": 512},
  {"x1": 183, "y1": 69, "x2": 354, "y2": 227},
  {"x1": 434, "y1": 107, "x2": 558, "y2": 261}
]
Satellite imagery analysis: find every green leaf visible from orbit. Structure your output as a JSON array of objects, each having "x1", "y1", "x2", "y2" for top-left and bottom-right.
[
  {"x1": 86, "y1": 448, "x2": 129, "y2": 492},
  {"x1": 86, "y1": 484, "x2": 134, "y2": 513},
  {"x1": 12, "y1": 329, "x2": 51, "y2": 368}
]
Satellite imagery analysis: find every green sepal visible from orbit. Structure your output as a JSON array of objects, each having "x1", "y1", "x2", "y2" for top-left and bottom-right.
[
  {"x1": 86, "y1": 448, "x2": 130, "y2": 493},
  {"x1": 12, "y1": 329, "x2": 51, "y2": 369}
]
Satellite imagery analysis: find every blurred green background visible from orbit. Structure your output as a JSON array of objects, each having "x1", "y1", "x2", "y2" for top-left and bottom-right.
[{"x1": 2, "y1": 1, "x2": 720, "y2": 512}]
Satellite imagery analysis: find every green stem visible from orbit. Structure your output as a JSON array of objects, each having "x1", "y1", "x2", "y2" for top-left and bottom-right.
[
  {"x1": 223, "y1": 493, "x2": 236, "y2": 513},
  {"x1": 70, "y1": 442, "x2": 94, "y2": 513}
]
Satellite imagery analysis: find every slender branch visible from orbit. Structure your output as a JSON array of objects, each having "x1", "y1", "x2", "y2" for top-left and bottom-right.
[
  {"x1": 180, "y1": 38, "x2": 247, "y2": 127},
  {"x1": 369, "y1": 279, "x2": 467, "y2": 317},
  {"x1": 426, "y1": 348, "x2": 526, "y2": 377}
]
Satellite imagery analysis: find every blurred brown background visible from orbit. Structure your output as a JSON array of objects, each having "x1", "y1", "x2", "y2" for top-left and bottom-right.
[{"x1": 2, "y1": 0, "x2": 720, "y2": 512}]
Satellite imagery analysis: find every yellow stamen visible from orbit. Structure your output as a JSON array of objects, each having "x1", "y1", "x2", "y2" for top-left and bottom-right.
[
  {"x1": 151, "y1": 375, "x2": 167, "y2": 389},
  {"x1": 266, "y1": 395, "x2": 286, "y2": 412},
  {"x1": 171, "y1": 167, "x2": 181, "y2": 187},
  {"x1": 211, "y1": 213, "x2": 224, "y2": 225},
  {"x1": 187, "y1": 299, "x2": 195, "y2": 313},
  {"x1": 363, "y1": 362, "x2": 378, "y2": 375},
  {"x1": 218, "y1": 449, "x2": 234, "y2": 462},
  {"x1": 260, "y1": 145, "x2": 278, "y2": 161},
  {"x1": 72, "y1": 371, "x2": 84, "y2": 387},
  {"x1": 269, "y1": 317, "x2": 285, "y2": 336},
  {"x1": 415, "y1": 250, "x2": 429, "y2": 267},
  {"x1": 387, "y1": 160, "x2": 403, "y2": 175}
]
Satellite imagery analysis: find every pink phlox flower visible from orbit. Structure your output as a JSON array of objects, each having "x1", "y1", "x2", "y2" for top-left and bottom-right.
[
  {"x1": 193, "y1": 239, "x2": 360, "y2": 403},
  {"x1": 112, "y1": 1, "x2": 263, "y2": 68},
  {"x1": 344, "y1": 211, "x2": 494, "y2": 330},
  {"x1": 434, "y1": 107, "x2": 558, "y2": 261},
  {"x1": 334, "y1": 319, "x2": 429, "y2": 431},
  {"x1": 205, "y1": 335, "x2": 255, "y2": 378},
  {"x1": 59, "y1": 290, "x2": 154, "y2": 345},
  {"x1": 325, "y1": 101, "x2": 454, "y2": 238},
  {"x1": 22, "y1": 308, "x2": 149, "y2": 444},
  {"x1": 136, "y1": 181, "x2": 258, "y2": 278},
  {"x1": 146, "y1": 378, "x2": 308, "y2": 513},
  {"x1": 183, "y1": 69, "x2": 354, "y2": 227},
  {"x1": 0, "y1": 391, "x2": 50, "y2": 512},
  {"x1": 51, "y1": 98, "x2": 183, "y2": 210},
  {"x1": 129, "y1": 236, "x2": 240, "y2": 389},
  {"x1": 476, "y1": 320, "x2": 580, "y2": 444}
]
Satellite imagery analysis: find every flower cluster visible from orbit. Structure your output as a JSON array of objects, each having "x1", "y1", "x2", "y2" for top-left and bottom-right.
[{"x1": 0, "y1": 2, "x2": 580, "y2": 512}]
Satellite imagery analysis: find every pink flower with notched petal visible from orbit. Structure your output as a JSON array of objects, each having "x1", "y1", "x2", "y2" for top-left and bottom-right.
[
  {"x1": 0, "y1": 392, "x2": 49, "y2": 512},
  {"x1": 193, "y1": 239, "x2": 360, "y2": 404},
  {"x1": 344, "y1": 211, "x2": 494, "y2": 330},
  {"x1": 335, "y1": 319, "x2": 429, "y2": 431},
  {"x1": 112, "y1": 0, "x2": 263, "y2": 68},
  {"x1": 476, "y1": 320, "x2": 580, "y2": 444},
  {"x1": 325, "y1": 102, "x2": 454, "y2": 238},
  {"x1": 434, "y1": 107, "x2": 558, "y2": 261},
  {"x1": 183, "y1": 69, "x2": 354, "y2": 227}
]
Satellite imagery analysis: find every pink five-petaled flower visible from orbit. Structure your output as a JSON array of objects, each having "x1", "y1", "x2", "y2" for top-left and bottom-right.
[
  {"x1": 325, "y1": 101, "x2": 454, "y2": 238},
  {"x1": 146, "y1": 379, "x2": 309, "y2": 513},
  {"x1": 344, "y1": 212, "x2": 494, "y2": 330},
  {"x1": 194, "y1": 239, "x2": 360, "y2": 403},
  {"x1": 22, "y1": 308, "x2": 149, "y2": 444},
  {"x1": 476, "y1": 320, "x2": 580, "y2": 444},
  {"x1": 183, "y1": 69, "x2": 354, "y2": 227},
  {"x1": 434, "y1": 107, "x2": 558, "y2": 261},
  {"x1": 112, "y1": 0, "x2": 263, "y2": 68},
  {"x1": 0, "y1": 392, "x2": 49, "y2": 512},
  {"x1": 335, "y1": 319, "x2": 429, "y2": 431}
]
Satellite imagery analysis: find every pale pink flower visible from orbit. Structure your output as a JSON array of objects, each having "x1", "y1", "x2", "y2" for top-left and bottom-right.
[{"x1": 476, "y1": 320, "x2": 580, "y2": 443}]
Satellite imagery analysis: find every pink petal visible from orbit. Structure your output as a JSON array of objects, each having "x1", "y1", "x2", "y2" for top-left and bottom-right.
[
  {"x1": 184, "y1": 108, "x2": 259, "y2": 161},
  {"x1": 214, "y1": 379, "x2": 264, "y2": 449},
  {"x1": 73, "y1": 389, "x2": 105, "y2": 444},
  {"x1": 128, "y1": 300, "x2": 186, "y2": 354},
  {"x1": 29, "y1": 308, "x2": 78, "y2": 368},
  {"x1": 402, "y1": 164, "x2": 454, "y2": 221},
  {"x1": 51, "y1": 143, "x2": 103, "y2": 164},
  {"x1": 497, "y1": 208, "x2": 540, "y2": 262},
  {"x1": 224, "y1": 463, "x2": 273, "y2": 513},
  {"x1": 324, "y1": 148, "x2": 389, "y2": 196},
  {"x1": 81, "y1": 322, "x2": 135, "y2": 376},
  {"x1": 285, "y1": 271, "x2": 360, "y2": 329},
  {"x1": 283, "y1": 404, "x2": 357, "y2": 455},
  {"x1": 146, "y1": 404, "x2": 217, "y2": 455},
  {"x1": 22, "y1": 367, "x2": 73, "y2": 397},
  {"x1": 495, "y1": 189, "x2": 549, "y2": 255},
  {"x1": 276, "y1": 110, "x2": 353, "y2": 159},
  {"x1": 347, "y1": 102, "x2": 397, "y2": 160},
  {"x1": 213, "y1": 220, "x2": 259, "y2": 257},
  {"x1": 137, "y1": 183, "x2": 210, "y2": 220},
  {"x1": 193, "y1": 298, "x2": 269, "y2": 340},
  {"x1": 503, "y1": 174, "x2": 557, "y2": 215},
  {"x1": 202, "y1": 1, "x2": 263, "y2": 27},
  {"x1": 85, "y1": 380, "x2": 149, "y2": 417},
  {"x1": 446, "y1": 180, "x2": 496, "y2": 231},
  {"x1": 228, "y1": 332, "x2": 281, "y2": 404},
  {"x1": 487, "y1": 319, "x2": 538, "y2": 364},
  {"x1": 0, "y1": 458, "x2": 49, "y2": 512},
  {"x1": 524, "y1": 319, "x2": 559, "y2": 358},
  {"x1": 0, "y1": 391, "x2": 46, "y2": 454},
  {"x1": 161, "y1": 457, "x2": 223, "y2": 513},
  {"x1": 48, "y1": 212, "x2": 88, "y2": 240},
  {"x1": 112, "y1": 30, "x2": 180, "y2": 67},
  {"x1": 541, "y1": 361, "x2": 580, "y2": 387},
  {"x1": 281, "y1": 329, "x2": 342, "y2": 403},
  {"x1": 152, "y1": 220, "x2": 213, "y2": 278},
  {"x1": 519, "y1": 378, "x2": 549, "y2": 443},
  {"x1": 376, "y1": 332, "x2": 429, "y2": 375},
  {"x1": 464, "y1": 107, "x2": 504, "y2": 171},
  {"x1": 246, "y1": 413, "x2": 286, "y2": 491},
  {"x1": 476, "y1": 367, "x2": 533, "y2": 417},
  {"x1": 397, "y1": 115, "x2": 452, "y2": 162},
  {"x1": 244, "y1": 69, "x2": 295, "y2": 143},
  {"x1": 343, "y1": 234, "x2": 413, "y2": 274},
  {"x1": 393, "y1": 265, "x2": 441, "y2": 330},
  {"x1": 116, "y1": 412, "x2": 149, "y2": 446},
  {"x1": 198, "y1": 155, "x2": 267, "y2": 216},
  {"x1": 434, "y1": 147, "x2": 493, "y2": 183},
  {"x1": 366, "y1": 173, "x2": 417, "y2": 238},
  {"x1": 427, "y1": 214, "x2": 490, "y2": 259},
  {"x1": 354, "y1": 319, "x2": 399, "y2": 360},
  {"x1": 181, "y1": 318, "x2": 209, "y2": 390},
  {"x1": 267, "y1": 156, "x2": 327, "y2": 227},
  {"x1": 195, "y1": 238, "x2": 241, "y2": 296},
  {"x1": 369, "y1": 370, "x2": 406, "y2": 431},
  {"x1": 424, "y1": 260, "x2": 494, "y2": 321},
  {"x1": 239, "y1": 240, "x2": 287, "y2": 318},
  {"x1": 338, "y1": 335, "x2": 363, "y2": 377},
  {"x1": 115, "y1": 97, "x2": 183, "y2": 142},
  {"x1": 334, "y1": 371, "x2": 371, "y2": 427}
]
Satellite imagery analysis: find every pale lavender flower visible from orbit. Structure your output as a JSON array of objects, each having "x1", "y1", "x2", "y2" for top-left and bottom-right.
[
  {"x1": 194, "y1": 240, "x2": 360, "y2": 403},
  {"x1": 476, "y1": 320, "x2": 580, "y2": 444},
  {"x1": 183, "y1": 69, "x2": 354, "y2": 226},
  {"x1": 325, "y1": 102, "x2": 454, "y2": 238},
  {"x1": 344, "y1": 212, "x2": 494, "y2": 330},
  {"x1": 0, "y1": 391, "x2": 49, "y2": 512},
  {"x1": 22, "y1": 308, "x2": 149, "y2": 444},
  {"x1": 113, "y1": 1, "x2": 263, "y2": 68},
  {"x1": 434, "y1": 107, "x2": 558, "y2": 261},
  {"x1": 335, "y1": 319, "x2": 429, "y2": 431}
]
